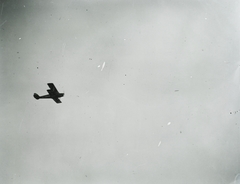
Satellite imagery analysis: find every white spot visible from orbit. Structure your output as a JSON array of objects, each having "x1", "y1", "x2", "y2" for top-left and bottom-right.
[
  {"x1": 23, "y1": 5, "x2": 25, "y2": 8},
  {"x1": 124, "y1": 38, "x2": 126, "y2": 41},
  {"x1": 126, "y1": 153, "x2": 128, "y2": 156},
  {"x1": 158, "y1": 141, "x2": 161, "y2": 147},
  {"x1": 205, "y1": 17, "x2": 207, "y2": 20},
  {"x1": 19, "y1": 38, "x2": 21, "y2": 40},
  {"x1": 97, "y1": 65, "x2": 100, "y2": 68},
  {"x1": 101, "y1": 62, "x2": 105, "y2": 71},
  {"x1": 167, "y1": 122, "x2": 171, "y2": 125},
  {"x1": 190, "y1": 76, "x2": 193, "y2": 78}
]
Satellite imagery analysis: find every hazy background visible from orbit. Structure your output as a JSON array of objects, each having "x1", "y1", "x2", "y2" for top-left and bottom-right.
[{"x1": 0, "y1": 0, "x2": 240, "y2": 183}]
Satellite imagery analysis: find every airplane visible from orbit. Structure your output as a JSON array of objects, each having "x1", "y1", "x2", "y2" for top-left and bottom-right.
[{"x1": 33, "y1": 83, "x2": 64, "y2": 103}]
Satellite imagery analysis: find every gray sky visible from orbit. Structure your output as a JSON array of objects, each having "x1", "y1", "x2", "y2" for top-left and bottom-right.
[{"x1": 1, "y1": 0, "x2": 240, "y2": 183}]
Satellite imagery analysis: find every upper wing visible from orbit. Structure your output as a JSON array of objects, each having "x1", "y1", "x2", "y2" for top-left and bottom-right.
[
  {"x1": 52, "y1": 98, "x2": 62, "y2": 103},
  {"x1": 47, "y1": 83, "x2": 59, "y2": 93}
]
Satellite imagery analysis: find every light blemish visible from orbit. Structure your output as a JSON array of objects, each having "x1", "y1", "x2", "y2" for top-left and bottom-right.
[
  {"x1": 62, "y1": 43, "x2": 66, "y2": 55},
  {"x1": 19, "y1": 38, "x2": 21, "y2": 40},
  {"x1": 158, "y1": 141, "x2": 161, "y2": 147},
  {"x1": 101, "y1": 62, "x2": 105, "y2": 71},
  {"x1": 0, "y1": 20, "x2": 7, "y2": 27},
  {"x1": 23, "y1": 5, "x2": 26, "y2": 8},
  {"x1": 167, "y1": 122, "x2": 171, "y2": 125},
  {"x1": 18, "y1": 121, "x2": 22, "y2": 132},
  {"x1": 190, "y1": 76, "x2": 193, "y2": 78},
  {"x1": 232, "y1": 61, "x2": 240, "y2": 88},
  {"x1": 1, "y1": 3, "x2": 4, "y2": 16},
  {"x1": 97, "y1": 65, "x2": 100, "y2": 68},
  {"x1": 235, "y1": 173, "x2": 240, "y2": 184}
]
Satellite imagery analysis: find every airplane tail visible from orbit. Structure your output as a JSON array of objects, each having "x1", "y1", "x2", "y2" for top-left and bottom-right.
[{"x1": 33, "y1": 93, "x2": 40, "y2": 100}]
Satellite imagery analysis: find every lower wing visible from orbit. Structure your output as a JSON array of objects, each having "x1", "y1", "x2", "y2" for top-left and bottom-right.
[{"x1": 52, "y1": 98, "x2": 62, "y2": 103}]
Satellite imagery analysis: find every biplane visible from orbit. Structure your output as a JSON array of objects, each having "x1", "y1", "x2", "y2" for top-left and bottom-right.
[{"x1": 34, "y1": 83, "x2": 64, "y2": 103}]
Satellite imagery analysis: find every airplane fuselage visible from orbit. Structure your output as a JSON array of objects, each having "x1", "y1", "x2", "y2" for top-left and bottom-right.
[{"x1": 47, "y1": 89, "x2": 64, "y2": 98}]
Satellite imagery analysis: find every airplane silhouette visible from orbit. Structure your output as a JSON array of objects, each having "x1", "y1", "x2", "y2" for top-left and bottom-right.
[{"x1": 34, "y1": 83, "x2": 64, "y2": 103}]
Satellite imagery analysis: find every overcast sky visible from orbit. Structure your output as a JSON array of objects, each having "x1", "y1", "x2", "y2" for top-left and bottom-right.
[{"x1": 1, "y1": 0, "x2": 240, "y2": 183}]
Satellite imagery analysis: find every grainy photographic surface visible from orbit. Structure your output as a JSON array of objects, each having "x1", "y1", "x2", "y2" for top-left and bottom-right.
[{"x1": 0, "y1": 0, "x2": 240, "y2": 183}]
